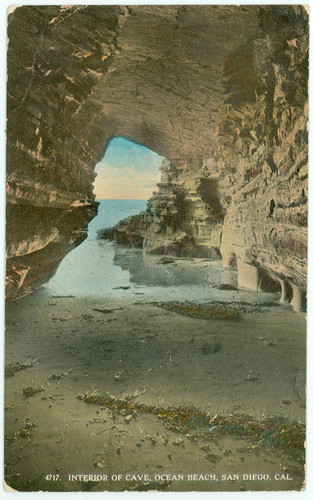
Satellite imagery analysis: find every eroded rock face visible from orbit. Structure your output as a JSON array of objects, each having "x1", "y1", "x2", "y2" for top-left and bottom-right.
[
  {"x1": 97, "y1": 213, "x2": 145, "y2": 248},
  {"x1": 5, "y1": 202, "x2": 98, "y2": 300},
  {"x1": 6, "y1": 5, "x2": 308, "y2": 308},
  {"x1": 142, "y1": 159, "x2": 224, "y2": 258}
]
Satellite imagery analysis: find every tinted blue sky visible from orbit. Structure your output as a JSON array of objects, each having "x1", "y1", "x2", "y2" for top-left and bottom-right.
[{"x1": 93, "y1": 137, "x2": 163, "y2": 199}]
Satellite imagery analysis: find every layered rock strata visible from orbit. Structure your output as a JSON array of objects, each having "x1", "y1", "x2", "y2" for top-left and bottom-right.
[
  {"x1": 143, "y1": 159, "x2": 224, "y2": 258},
  {"x1": 6, "y1": 202, "x2": 98, "y2": 300},
  {"x1": 101, "y1": 158, "x2": 225, "y2": 259},
  {"x1": 6, "y1": 5, "x2": 308, "y2": 309}
]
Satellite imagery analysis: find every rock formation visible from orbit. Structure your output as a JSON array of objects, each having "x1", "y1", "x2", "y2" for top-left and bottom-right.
[
  {"x1": 6, "y1": 5, "x2": 308, "y2": 309},
  {"x1": 6, "y1": 201, "x2": 98, "y2": 300},
  {"x1": 97, "y1": 213, "x2": 145, "y2": 248},
  {"x1": 101, "y1": 158, "x2": 224, "y2": 259}
]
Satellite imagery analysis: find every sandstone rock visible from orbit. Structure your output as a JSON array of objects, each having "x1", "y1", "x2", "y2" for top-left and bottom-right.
[
  {"x1": 6, "y1": 203, "x2": 98, "y2": 300},
  {"x1": 97, "y1": 213, "x2": 145, "y2": 248},
  {"x1": 6, "y1": 6, "x2": 308, "y2": 309}
]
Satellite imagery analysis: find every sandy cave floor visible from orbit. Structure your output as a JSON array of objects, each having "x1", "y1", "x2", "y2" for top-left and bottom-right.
[{"x1": 4, "y1": 290, "x2": 306, "y2": 492}]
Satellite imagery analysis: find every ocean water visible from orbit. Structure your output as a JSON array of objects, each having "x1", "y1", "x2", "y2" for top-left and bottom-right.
[
  {"x1": 41, "y1": 200, "x2": 277, "y2": 304},
  {"x1": 88, "y1": 199, "x2": 147, "y2": 239},
  {"x1": 43, "y1": 200, "x2": 147, "y2": 297}
]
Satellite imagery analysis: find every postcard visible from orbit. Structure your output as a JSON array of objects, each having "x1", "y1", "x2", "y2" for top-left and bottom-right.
[{"x1": 4, "y1": 3, "x2": 308, "y2": 492}]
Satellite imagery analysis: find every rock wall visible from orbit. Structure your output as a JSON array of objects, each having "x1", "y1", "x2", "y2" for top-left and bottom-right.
[
  {"x1": 6, "y1": 202, "x2": 98, "y2": 300},
  {"x1": 142, "y1": 159, "x2": 224, "y2": 258},
  {"x1": 6, "y1": 5, "x2": 308, "y2": 308},
  {"x1": 218, "y1": 6, "x2": 308, "y2": 311}
]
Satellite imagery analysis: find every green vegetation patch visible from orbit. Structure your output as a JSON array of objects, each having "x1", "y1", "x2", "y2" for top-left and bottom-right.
[
  {"x1": 77, "y1": 391, "x2": 304, "y2": 455},
  {"x1": 157, "y1": 302, "x2": 241, "y2": 320}
]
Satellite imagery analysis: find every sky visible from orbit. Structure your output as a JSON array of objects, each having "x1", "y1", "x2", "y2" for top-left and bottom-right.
[{"x1": 93, "y1": 137, "x2": 164, "y2": 200}]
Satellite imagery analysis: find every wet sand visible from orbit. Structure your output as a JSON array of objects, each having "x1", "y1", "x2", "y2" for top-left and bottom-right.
[{"x1": 5, "y1": 284, "x2": 306, "y2": 492}]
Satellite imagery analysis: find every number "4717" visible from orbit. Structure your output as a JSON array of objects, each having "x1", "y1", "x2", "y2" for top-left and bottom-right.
[{"x1": 45, "y1": 474, "x2": 60, "y2": 481}]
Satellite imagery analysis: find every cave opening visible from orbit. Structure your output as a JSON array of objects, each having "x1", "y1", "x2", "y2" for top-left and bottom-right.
[
  {"x1": 89, "y1": 136, "x2": 164, "y2": 240},
  {"x1": 42, "y1": 137, "x2": 164, "y2": 296},
  {"x1": 93, "y1": 137, "x2": 163, "y2": 202},
  {"x1": 4, "y1": 7, "x2": 308, "y2": 490}
]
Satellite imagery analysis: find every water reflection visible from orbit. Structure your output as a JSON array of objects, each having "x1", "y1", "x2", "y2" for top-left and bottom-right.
[
  {"x1": 40, "y1": 193, "x2": 238, "y2": 298},
  {"x1": 112, "y1": 246, "x2": 238, "y2": 289}
]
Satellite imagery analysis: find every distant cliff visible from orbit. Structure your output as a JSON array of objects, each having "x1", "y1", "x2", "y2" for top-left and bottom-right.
[{"x1": 97, "y1": 213, "x2": 145, "y2": 248}]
